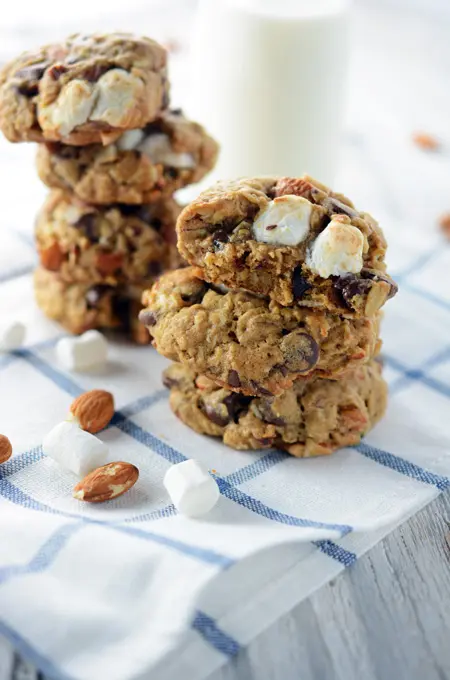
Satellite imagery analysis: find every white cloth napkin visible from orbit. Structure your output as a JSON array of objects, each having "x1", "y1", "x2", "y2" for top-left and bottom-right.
[{"x1": 1, "y1": 180, "x2": 450, "y2": 680}]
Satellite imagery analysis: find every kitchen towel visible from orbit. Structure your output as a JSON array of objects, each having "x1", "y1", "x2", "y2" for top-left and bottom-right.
[{"x1": 1, "y1": 176, "x2": 450, "y2": 680}]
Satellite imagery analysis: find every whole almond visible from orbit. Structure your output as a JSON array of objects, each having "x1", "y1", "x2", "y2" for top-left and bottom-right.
[
  {"x1": 73, "y1": 462, "x2": 139, "y2": 503},
  {"x1": 0, "y1": 435, "x2": 12, "y2": 464},
  {"x1": 70, "y1": 389, "x2": 114, "y2": 433}
]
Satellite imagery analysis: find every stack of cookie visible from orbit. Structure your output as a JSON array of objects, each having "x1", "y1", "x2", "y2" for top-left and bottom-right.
[
  {"x1": 0, "y1": 33, "x2": 218, "y2": 342},
  {"x1": 140, "y1": 175, "x2": 398, "y2": 457}
]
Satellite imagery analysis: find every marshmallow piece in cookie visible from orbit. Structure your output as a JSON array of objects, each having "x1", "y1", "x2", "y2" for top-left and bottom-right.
[
  {"x1": 252, "y1": 196, "x2": 311, "y2": 246},
  {"x1": 90, "y1": 69, "x2": 144, "y2": 127},
  {"x1": 140, "y1": 133, "x2": 196, "y2": 168},
  {"x1": 39, "y1": 79, "x2": 97, "y2": 136},
  {"x1": 307, "y1": 219, "x2": 364, "y2": 278},
  {"x1": 116, "y1": 128, "x2": 145, "y2": 151}
]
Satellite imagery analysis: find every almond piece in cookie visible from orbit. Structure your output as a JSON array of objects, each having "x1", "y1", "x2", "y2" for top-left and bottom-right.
[{"x1": 73, "y1": 461, "x2": 139, "y2": 503}]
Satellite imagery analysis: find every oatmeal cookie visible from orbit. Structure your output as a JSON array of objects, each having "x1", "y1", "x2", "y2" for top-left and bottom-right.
[
  {"x1": 35, "y1": 190, "x2": 183, "y2": 284},
  {"x1": 163, "y1": 360, "x2": 387, "y2": 457},
  {"x1": 35, "y1": 109, "x2": 219, "y2": 204},
  {"x1": 0, "y1": 33, "x2": 169, "y2": 144},
  {"x1": 34, "y1": 266, "x2": 150, "y2": 343},
  {"x1": 176, "y1": 175, "x2": 397, "y2": 317},
  {"x1": 139, "y1": 267, "x2": 381, "y2": 396}
]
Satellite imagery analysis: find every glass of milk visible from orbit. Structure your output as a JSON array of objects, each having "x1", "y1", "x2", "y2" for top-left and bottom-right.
[{"x1": 187, "y1": 0, "x2": 350, "y2": 185}]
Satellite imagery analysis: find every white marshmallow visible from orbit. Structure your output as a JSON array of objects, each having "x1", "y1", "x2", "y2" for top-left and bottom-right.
[
  {"x1": 252, "y1": 196, "x2": 312, "y2": 246},
  {"x1": 0, "y1": 321, "x2": 25, "y2": 352},
  {"x1": 90, "y1": 69, "x2": 141, "y2": 127},
  {"x1": 116, "y1": 128, "x2": 145, "y2": 151},
  {"x1": 139, "y1": 133, "x2": 196, "y2": 168},
  {"x1": 42, "y1": 421, "x2": 108, "y2": 477},
  {"x1": 163, "y1": 459, "x2": 220, "y2": 517},
  {"x1": 306, "y1": 219, "x2": 364, "y2": 278},
  {"x1": 56, "y1": 330, "x2": 108, "y2": 372},
  {"x1": 39, "y1": 79, "x2": 97, "y2": 136}
]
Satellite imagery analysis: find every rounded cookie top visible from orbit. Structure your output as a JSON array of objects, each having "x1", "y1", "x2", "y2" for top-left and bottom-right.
[
  {"x1": 139, "y1": 266, "x2": 381, "y2": 396},
  {"x1": 0, "y1": 33, "x2": 169, "y2": 144},
  {"x1": 36, "y1": 190, "x2": 183, "y2": 285},
  {"x1": 176, "y1": 175, "x2": 397, "y2": 317},
  {"x1": 163, "y1": 360, "x2": 387, "y2": 457},
  {"x1": 36, "y1": 109, "x2": 219, "y2": 204}
]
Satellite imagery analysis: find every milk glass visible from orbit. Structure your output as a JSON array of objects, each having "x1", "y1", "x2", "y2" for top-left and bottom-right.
[{"x1": 187, "y1": 0, "x2": 350, "y2": 185}]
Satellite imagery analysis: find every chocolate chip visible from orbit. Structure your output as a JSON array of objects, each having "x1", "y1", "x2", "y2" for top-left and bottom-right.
[
  {"x1": 265, "y1": 224, "x2": 277, "y2": 231},
  {"x1": 256, "y1": 437, "x2": 275, "y2": 447},
  {"x1": 111, "y1": 295, "x2": 131, "y2": 329},
  {"x1": 83, "y1": 63, "x2": 113, "y2": 82},
  {"x1": 212, "y1": 229, "x2": 230, "y2": 250},
  {"x1": 249, "y1": 381, "x2": 273, "y2": 397},
  {"x1": 73, "y1": 213, "x2": 98, "y2": 241},
  {"x1": 162, "y1": 374, "x2": 179, "y2": 389},
  {"x1": 292, "y1": 266, "x2": 312, "y2": 300},
  {"x1": 280, "y1": 331, "x2": 319, "y2": 373},
  {"x1": 203, "y1": 392, "x2": 250, "y2": 427},
  {"x1": 227, "y1": 370, "x2": 241, "y2": 388},
  {"x1": 150, "y1": 217, "x2": 162, "y2": 231},
  {"x1": 223, "y1": 393, "x2": 251, "y2": 420},
  {"x1": 14, "y1": 61, "x2": 50, "y2": 89},
  {"x1": 180, "y1": 282, "x2": 206, "y2": 305},
  {"x1": 139, "y1": 310, "x2": 157, "y2": 327},
  {"x1": 147, "y1": 261, "x2": 162, "y2": 276},
  {"x1": 143, "y1": 120, "x2": 164, "y2": 136},
  {"x1": 85, "y1": 284, "x2": 113, "y2": 309},
  {"x1": 47, "y1": 142, "x2": 78, "y2": 159},
  {"x1": 273, "y1": 364, "x2": 288, "y2": 377},
  {"x1": 47, "y1": 64, "x2": 67, "y2": 80},
  {"x1": 165, "y1": 168, "x2": 178, "y2": 179},
  {"x1": 361, "y1": 268, "x2": 398, "y2": 299},
  {"x1": 203, "y1": 404, "x2": 230, "y2": 427},
  {"x1": 162, "y1": 89, "x2": 170, "y2": 110}
]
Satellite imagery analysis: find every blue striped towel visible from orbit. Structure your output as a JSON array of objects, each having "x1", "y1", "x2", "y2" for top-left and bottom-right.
[{"x1": 1, "y1": 150, "x2": 450, "y2": 680}]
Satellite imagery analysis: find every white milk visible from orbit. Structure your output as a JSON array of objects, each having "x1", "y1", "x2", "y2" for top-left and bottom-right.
[{"x1": 187, "y1": 0, "x2": 350, "y2": 185}]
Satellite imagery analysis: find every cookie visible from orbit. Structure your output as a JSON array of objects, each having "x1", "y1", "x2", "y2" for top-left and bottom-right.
[
  {"x1": 163, "y1": 360, "x2": 387, "y2": 457},
  {"x1": 139, "y1": 267, "x2": 381, "y2": 396},
  {"x1": 35, "y1": 190, "x2": 183, "y2": 284},
  {"x1": 176, "y1": 175, "x2": 397, "y2": 317},
  {"x1": 0, "y1": 33, "x2": 169, "y2": 144},
  {"x1": 36, "y1": 109, "x2": 219, "y2": 204},
  {"x1": 34, "y1": 266, "x2": 150, "y2": 343}
]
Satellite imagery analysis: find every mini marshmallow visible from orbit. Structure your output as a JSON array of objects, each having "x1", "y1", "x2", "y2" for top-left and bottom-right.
[
  {"x1": 56, "y1": 330, "x2": 108, "y2": 372},
  {"x1": 116, "y1": 128, "x2": 145, "y2": 151},
  {"x1": 0, "y1": 321, "x2": 25, "y2": 352},
  {"x1": 252, "y1": 196, "x2": 312, "y2": 246},
  {"x1": 139, "y1": 133, "x2": 196, "y2": 168},
  {"x1": 163, "y1": 459, "x2": 220, "y2": 517},
  {"x1": 42, "y1": 421, "x2": 108, "y2": 477},
  {"x1": 306, "y1": 219, "x2": 364, "y2": 278}
]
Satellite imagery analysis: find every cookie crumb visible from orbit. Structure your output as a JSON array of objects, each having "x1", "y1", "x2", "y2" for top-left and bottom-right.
[
  {"x1": 438, "y1": 213, "x2": 450, "y2": 239},
  {"x1": 412, "y1": 132, "x2": 440, "y2": 151}
]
